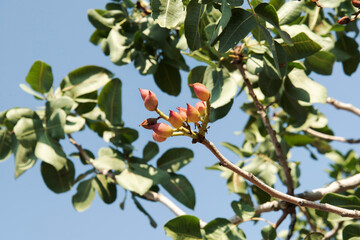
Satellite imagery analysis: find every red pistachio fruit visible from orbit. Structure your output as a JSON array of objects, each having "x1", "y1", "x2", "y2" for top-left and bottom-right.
[
  {"x1": 186, "y1": 103, "x2": 201, "y2": 123},
  {"x1": 352, "y1": 0, "x2": 360, "y2": 8},
  {"x1": 189, "y1": 83, "x2": 210, "y2": 101},
  {"x1": 139, "y1": 88, "x2": 158, "y2": 111},
  {"x1": 337, "y1": 16, "x2": 351, "y2": 25},
  {"x1": 177, "y1": 107, "x2": 187, "y2": 121},
  {"x1": 152, "y1": 123, "x2": 174, "y2": 138},
  {"x1": 195, "y1": 101, "x2": 206, "y2": 116},
  {"x1": 169, "y1": 110, "x2": 184, "y2": 128},
  {"x1": 152, "y1": 131, "x2": 167, "y2": 142},
  {"x1": 139, "y1": 118, "x2": 158, "y2": 129}
]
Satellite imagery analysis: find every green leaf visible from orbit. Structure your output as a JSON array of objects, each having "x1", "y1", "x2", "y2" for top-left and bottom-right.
[
  {"x1": 209, "y1": 0, "x2": 231, "y2": 45},
  {"x1": 35, "y1": 132, "x2": 67, "y2": 171},
  {"x1": 93, "y1": 174, "x2": 117, "y2": 204},
  {"x1": 151, "y1": 0, "x2": 185, "y2": 28},
  {"x1": 46, "y1": 96, "x2": 75, "y2": 118},
  {"x1": 25, "y1": 60, "x2": 53, "y2": 94},
  {"x1": 217, "y1": 8, "x2": 256, "y2": 53},
  {"x1": 164, "y1": 215, "x2": 202, "y2": 240},
  {"x1": 115, "y1": 169, "x2": 153, "y2": 195},
  {"x1": 19, "y1": 83, "x2": 46, "y2": 100},
  {"x1": 98, "y1": 78, "x2": 122, "y2": 126},
  {"x1": 46, "y1": 108, "x2": 66, "y2": 139},
  {"x1": 317, "y1": 193, "x2": 360, "y2": 219},
  {"x1": 154, "y1": 60, "x2": 181, "y2": 96},
  {"x1": 0, "y1": 129, "x2": 12, "y2": 161},
  {"x1": 261, "y1": 225, "x2": 276, "y2": 240},
  {"x1": 6, "y1": 108, "x2": 39, "y2": 129},
  {"x1": 305, "y1": 51, "x2": 336, "y2": 75},
  {"x1": 209, "y1": 99, "x2": 233, "y2": 122},
  {"x1": 304, "y1": 232, "x2": 324, "y2": 240},
  {"x1": 87, "y1": 9, "x2": 114, "y2": 30},
  {"x1": 72, "y1": 178, "x2": 95, "y2": 212},
  {"x1": 13, "y1": 142, "x2": 36, "y2": 178},
  {"x1": 277, "y1": 1, "x2": 304, "y2": 25},
  {"x1": 279, "y1": 92, "x2": 308, "y2": 124},
  {"x1": 13, "y1": 118, "x2": 43, "y2": 148},
  {"x1": 221, "y1": 142, "x2": 244, "y2": 158},
  {"x1": 107, "y1": 28, "x2": 131, "y2": 65},
  {"x1": 92, "y1": 155, "x2": 126, "y2": 171},
  {"x1": 161, "y1": 173, "x2": 196, "y2": 209},
  {"x1": 343, "y1": 224, "x2": 360, "y2": 240},
  {"x1": 258, "y1": 55, "x2": 283, "y2": 97},
  {"x1": 143, "y1": 141, "x2": 159, "y2": 162},
  {"x1": 184, "y1": 0, "x2": 204, "y2": 51},
  {"x1": 204, "y1": 218, "x2": 246, "y2": 240},
  {"x1": 286, "y1": 68, "x2": 328, "y2": 103},
  {"x1": 283, "y1": 134, "x2": 314, "y2": 146},
  {"x1": 40, "y1": 159, "x2": 75, "y2": 193},
  {"x1": 227, "y1": 172, "x2": 247, "y2": 194},
  {"x1": 335, "y1": 34, "x2": 360, "y2": 76},
  {"x1": 231, "y1": 200, "x2": 255, "y2": 220},
  {"x1": 203, "y1": 66, "x2": 238, "y2": 108},
  {"x1": 61, "y1": 65, "x2": 113, "y2": 99},
  {"x1": 64, "y1": 116, "x2": 86, "y2": 134},
  {"x1": 282, "y1": 32, "x2": 321, "y2": 61},
  {"x1": 157, "y1": 148, "x2": 194, "y2": 172},
  {"x1": 132, "y1": 195, "x2": 157, "y2": 228}
]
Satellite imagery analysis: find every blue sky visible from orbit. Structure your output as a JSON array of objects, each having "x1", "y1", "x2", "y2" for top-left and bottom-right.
[{"x1": 1, "y1": 0, "x2": 360, "y2": 239}]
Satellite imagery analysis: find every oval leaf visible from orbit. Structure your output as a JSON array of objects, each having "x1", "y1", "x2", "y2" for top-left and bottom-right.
[
  {"x1": 157, "y1": 148, "x2": 194, "y2": 172},
  {"x1": 204, "y1": 218, "x2": 246, "y2": 240},
  {"x1": 154, "y1": 60, "x2": 181, "y2": 96},
  {"x1": 98, "y1": 78, "x2": 122, "y2": 126},
  {"x1": 25, "y1": 60, "x2": 53, "y2": 94},
  {"x1": 93, "y1": 174, "x2": 117, "y2": 204},
  {"x1": 151, "y1": 0, "x2": 185, "y2": 28},
  {"x1": 72, "y1": 178, "x2": 95, "y2": 212},
  {"x1": 164, "y1": 215, "x2": 202, "y2": 240},
  {"x1": 40, "y1": 159, "x2": 75, "y2": 193}
]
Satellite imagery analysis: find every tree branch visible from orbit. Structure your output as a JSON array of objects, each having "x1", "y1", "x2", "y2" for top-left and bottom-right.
[
  {"x1": 200, "y1": 138, "x2": 360, "y2": 219},
  {"x1": 67, "y1": 134, "x2": 207, "y2": 226},
  {"x1": 323, "y1": 221, "x2": 343, "y2": 239},
  {"x1": 232, "y1": 48, "x2": 294, "y2": 195},
  {"x1": 304, "y1": 128, "x2": 360, "y2": 144},
  {"x1": 327, "y1": 97, "x2": 360, "y2": 117}
]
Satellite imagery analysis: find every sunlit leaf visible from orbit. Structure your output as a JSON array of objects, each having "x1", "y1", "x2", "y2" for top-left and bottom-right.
[
  {"x1": 13, "y1": 118, "x2": 43, "y2": 148},
  {"x1": 204, "y1": 218, "x2": 246, "y2": 240},
  {"x1": 72, "y1": 178, "x2": 95, "y2": 212},
  {"x1": 87, "y1": 9, "x2": 114, "y2": 30},
  {"x1": 115, "y1": 169, "x2": 153, "y2": 195},
  {"x1": 164, "y1": 215, "x2": 202, "y2": 240},
  {"x1": 0, "y1": 129, "x2": 12, "y2": 161},
  {"x1": 13, "y1": 142, "x2": 36, "y2": 178},
  {"x1": 282, "y1": 33, "x2": 321, "y2": 61},
  {"x1": 151, "y1": 0, "x2": 185, "y2": 28},
  {"x1": 305, "y1": 51, "x2": 336, "y2": 75},
  {"x1": 93, "y1": 174, "x2": 117, "y2": 204},
  {"x1": 46, "y1": 108, "x2": 66, "y2": 139},
  {"x1": 231, "y1": 200, "x2": 255, "y2": 220}
]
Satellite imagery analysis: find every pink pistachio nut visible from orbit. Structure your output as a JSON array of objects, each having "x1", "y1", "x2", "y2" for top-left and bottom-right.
[
  {"x1": 139, "y1": 88, "x2": 158, "y2": 111},
  {"x1": 189, "y1": 83, "x2": 210, "y2": 101},
  {"x1": 152, "y1": 123, "x2": 174, "y2": 138},
  {"x1": 177, "y1": 107, "x2": 187, "y2": 121},
  {"x1": 186, "y1": 103, "x2": 201, "y2": 123},
  {"x1": 139, "y1": 118, "x2": 158, "y2": 129},
  {"x1": 169, "y1": 110, "x2": 184, "y2": 129},
  {"x1": 195, "y1": 101, "x2": 206, "y2": 116},
  {"x1": 152, "y1": 131, "x2": 167, "y2": 142}
]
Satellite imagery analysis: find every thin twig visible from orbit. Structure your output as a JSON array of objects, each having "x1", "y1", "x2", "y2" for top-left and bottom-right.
[
  {"x1": 66, "y1": 134, "x2": 207, "y2": 226},
  {"x1": 299, "y1": 207, "x2": 317, "y2": 232},
  {"x1": 327, "y1": 97, "x2": 360, "y2": 117},
  {"x1": 200, "y1": 138, "x2": 360, "y2": 219},
  {"x1": 286, "y1": 210, "x2": 297, "y2": 240},
  {"x1": 323, "y1": 221, "x2": 344, "y2": 240},
  {"x1": 229, "y1": 173, "x2": 360, "y2": 223},
  {"x1": 240, "y1": 217, "x2": 275, "y2": 227},
  {"x1": 274, "y1": 211, "x2": 289, "y2": 229},
  {"x1": 233, "y1": 49, "x2": 294, "y2": 195},
  {"x1": 304, "y1": 128, "x2": 360, "y2": 144}
]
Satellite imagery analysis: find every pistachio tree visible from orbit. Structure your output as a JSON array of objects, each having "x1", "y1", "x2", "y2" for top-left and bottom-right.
[{"x1": 1, "y1": 0, "x2": 360, "y2": 239}]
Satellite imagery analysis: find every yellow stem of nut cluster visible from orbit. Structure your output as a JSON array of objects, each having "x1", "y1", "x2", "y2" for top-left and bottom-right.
[
  {"x1": 178, "y1": 126, "x2": 197, "y2": 138},
  {"x1": 199, "y1": 100, "x2": 211, "y2": 135},
  {"x1": 156, "y1": 108, "x2": 169, "y2": 121}
]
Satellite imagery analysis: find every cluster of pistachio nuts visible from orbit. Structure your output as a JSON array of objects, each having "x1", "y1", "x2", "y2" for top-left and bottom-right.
[{"x1": 139, "y1": 83, "x2": 211, "y2": 142}]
